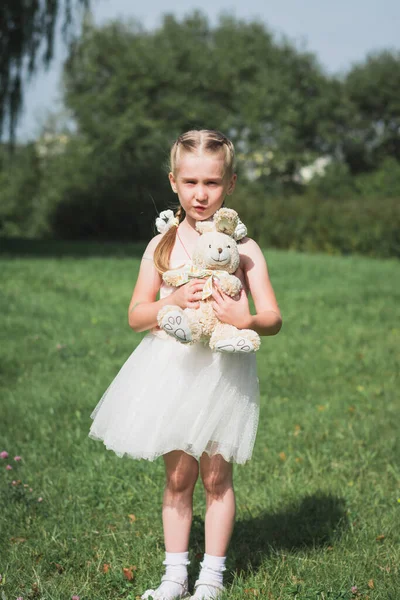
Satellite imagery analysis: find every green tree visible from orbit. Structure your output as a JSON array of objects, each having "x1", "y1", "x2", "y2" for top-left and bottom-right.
[
  {"x1": 55, "y1": 12, "x2": 347, "y2": 238},
  {"x1": 64, "y1": 13, "x2": 346, "y2": 178},
  {"x1": 0, "y1": 0, "x2": 89, "y2": 141},
  {"x1": 0, "y1": 142, "x2": 42, "y2": 236},
  {"x1": 343, "y1": 50, "x2": 400, "y2": 173}
]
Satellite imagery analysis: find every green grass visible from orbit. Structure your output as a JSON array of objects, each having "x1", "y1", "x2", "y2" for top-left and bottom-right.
[{"x1": 1, "y1": 242, "x2": 399, "y2": 600}]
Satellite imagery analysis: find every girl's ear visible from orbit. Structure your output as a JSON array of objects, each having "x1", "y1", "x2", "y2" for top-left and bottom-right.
[
  {"x1": 169, "y1": 172, "x2": 178, "y2": 193},
  {"x1": 226, "y1": 173, "x2": 237, "y2": 195}
]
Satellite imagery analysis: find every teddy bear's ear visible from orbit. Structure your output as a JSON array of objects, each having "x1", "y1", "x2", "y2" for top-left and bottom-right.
[
  {"x1": 213, "y1": 208, "x2": 238, "y2": 236},
  {"x1": 196, "y1": 221, "x2": 216, "y2": 234}
]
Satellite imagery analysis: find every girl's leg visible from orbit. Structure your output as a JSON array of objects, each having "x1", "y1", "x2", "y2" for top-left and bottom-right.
[
  {"x1": 163, "y1": 450, "x2": 199, "y2": 551},
  {"x1": 142, "y1": 451, "x2": 199, "y2": 599},
  {"x1": 190, "y1": 454, "x2": 235, "y2": 598},
  {"x1": 199, "y1": 452, "x2": 235, "y2": 556}
]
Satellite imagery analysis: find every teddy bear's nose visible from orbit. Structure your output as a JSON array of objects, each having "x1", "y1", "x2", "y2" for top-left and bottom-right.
[{"x1": 218, "y1": 248, "x2": 223, "y2": 254}]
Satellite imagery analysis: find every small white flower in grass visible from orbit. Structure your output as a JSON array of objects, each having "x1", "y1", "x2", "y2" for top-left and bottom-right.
[{"x1": 14, "y1": 456, "x2": 22, "y2": 462}]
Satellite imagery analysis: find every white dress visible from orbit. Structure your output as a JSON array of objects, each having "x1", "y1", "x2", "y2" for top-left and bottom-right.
[{"x1": 88, "y1": 243, "x2": 260, "y2": 464}]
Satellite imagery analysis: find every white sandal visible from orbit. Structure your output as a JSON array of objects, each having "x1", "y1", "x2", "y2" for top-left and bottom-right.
[
  {"x1": 189, "y1": 579, "x2": 225, "y2": 599},
  {"x1": 141, "y1": 575, "x2": 190, "y2": 600}
]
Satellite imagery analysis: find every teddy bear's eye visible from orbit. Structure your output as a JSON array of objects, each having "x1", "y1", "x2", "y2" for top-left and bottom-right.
[
  {"x1": 209, "y1": 244, "x2": 212, "y2": 248},
  {"x1": 227, "y1": 245, "x2": 231, "y2": 248}
]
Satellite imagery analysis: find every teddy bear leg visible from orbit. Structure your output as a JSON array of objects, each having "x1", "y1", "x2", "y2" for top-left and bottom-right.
[
  {"x1": 210, "y1": 323, "x2": 261, "y2": 353},
  {"x1": 157, "y1": 306, "x2": 193, "y2": 343}
]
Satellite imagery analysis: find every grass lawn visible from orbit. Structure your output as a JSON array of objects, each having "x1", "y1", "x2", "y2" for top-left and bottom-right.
[{"x1": 1, "y1": 241, "x2": 399, "y2": 600}]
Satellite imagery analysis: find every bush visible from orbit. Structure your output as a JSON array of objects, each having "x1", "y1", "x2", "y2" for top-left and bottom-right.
[
  {"x1": 2, "y1": 142, "x2": 399, "y2": 258},
  {"x1": 0, "y1": 144, "x2": 45, "y2": 238},
  {"x1": 230, "y1": 182, "x2": 400, "y2": 259},
  {"x1": 354, "y1": 157, "x2": 400, "y2": 198},
  {"x1": 305, "y1": 162, "x2": 356, "y2": 200},
  {"x1": 306, "y1": 157, "x2": 400, "y2": 200}
]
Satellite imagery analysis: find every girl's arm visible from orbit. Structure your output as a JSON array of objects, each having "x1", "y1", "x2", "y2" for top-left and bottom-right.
[
  {"x1": 211, "y1": 237, "x2": 282, "y2": 337},
  {"x1": 129, "y1": 236, "x2": 205, "y2": 333},
  {"x1": 242, "y1": 237, "x2": 282, "y2": 335}
]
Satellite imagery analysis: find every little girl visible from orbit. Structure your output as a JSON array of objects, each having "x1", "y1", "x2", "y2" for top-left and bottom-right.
[{"x1": 89, "y1": 130, "x2": 282, "y2": 600}]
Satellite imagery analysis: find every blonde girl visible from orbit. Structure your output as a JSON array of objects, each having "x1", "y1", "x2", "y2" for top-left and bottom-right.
[{"x1": 89, "y1": 130, "x2": 282, "y2": 600}]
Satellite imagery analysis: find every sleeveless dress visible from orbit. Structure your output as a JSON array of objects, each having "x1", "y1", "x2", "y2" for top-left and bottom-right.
[{"x1": 88, "y1": 242, "x2": 260, "y2": 464}]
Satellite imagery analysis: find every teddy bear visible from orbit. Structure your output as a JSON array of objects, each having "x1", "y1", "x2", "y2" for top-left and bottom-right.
[{"x1": 157, "y1": 208, "x2": 261, "y2": 353}]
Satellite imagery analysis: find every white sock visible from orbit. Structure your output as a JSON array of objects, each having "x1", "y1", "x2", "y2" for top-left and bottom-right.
[
  {"x1": 156, "y1": 551, "x2": 189, "y2": 598},
  {"x1": 194, "y1": 554, "x2": 226, "y2": 598},
  {"x1": 164, "y1": 550, "x2": 190, "y2": 578}
]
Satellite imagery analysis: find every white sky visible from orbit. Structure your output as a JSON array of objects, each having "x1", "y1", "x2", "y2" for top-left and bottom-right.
[{"x1": 17, "y1": 0, "x2": 400, "y2": 140}]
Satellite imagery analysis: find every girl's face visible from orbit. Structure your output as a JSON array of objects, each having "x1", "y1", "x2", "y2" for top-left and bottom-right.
[{"x1": 169, "y1": 152, "x2": 237, "y2": 224}]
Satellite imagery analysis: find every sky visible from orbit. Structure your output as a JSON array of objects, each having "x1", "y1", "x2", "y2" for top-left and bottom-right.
[{"x1": 16, "y1": 0, "x2": 400, "y2": 140}]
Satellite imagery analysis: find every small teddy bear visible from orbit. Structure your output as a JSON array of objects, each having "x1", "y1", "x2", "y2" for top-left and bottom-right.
[{"x1": 157, "y1": 208, "x2": 261, "y2": 353}]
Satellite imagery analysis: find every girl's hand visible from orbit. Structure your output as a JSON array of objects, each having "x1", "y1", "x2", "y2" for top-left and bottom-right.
[
  {"x1": 170, "y1": 279, "x2": 205, "y2": 309},
  {"x1": 211, "y1": 281, "x2": 252, "y2": 329}
]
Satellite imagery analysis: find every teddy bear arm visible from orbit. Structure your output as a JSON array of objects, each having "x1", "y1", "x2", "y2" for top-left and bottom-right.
[
  {"x1": 162, "y1": 269, "x2": 186, "y2": 287},
  {"x1": 217, "y1": 273, "x2": 242, "y2": 297}
]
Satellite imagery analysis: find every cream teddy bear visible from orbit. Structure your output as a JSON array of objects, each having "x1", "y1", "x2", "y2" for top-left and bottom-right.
[{"x1": 157, "y1": 208, "x2": 261, "y2": 353}]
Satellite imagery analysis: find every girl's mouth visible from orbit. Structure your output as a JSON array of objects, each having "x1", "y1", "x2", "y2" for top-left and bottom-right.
[{"x1": 194, "y1": 206, "x2": 206, "y2": 212}]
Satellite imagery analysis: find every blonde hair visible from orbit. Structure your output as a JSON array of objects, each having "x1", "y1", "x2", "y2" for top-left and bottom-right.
[
  {"x1": 153, "y1": 130, "x2": 236, "y2": 274},
  {"x1": 170, "y1": 129, "x2": 236, "y2": 178}
]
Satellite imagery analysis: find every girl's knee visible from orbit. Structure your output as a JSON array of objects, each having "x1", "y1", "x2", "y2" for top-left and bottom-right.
[
  {"x1": 166, "y1": 464, "x2": 199, "y2": 495},
  {"x1": 200, "y1": 457, "x2": 233, "y2": 498},
  {"x1": 201, "y1": 472, "x2": 232, "y2": 498}
]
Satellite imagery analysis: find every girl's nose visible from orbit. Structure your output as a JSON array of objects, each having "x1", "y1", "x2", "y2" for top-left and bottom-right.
[{"x1": 195, "y1": 186, "x2": 208, "y2": 201}]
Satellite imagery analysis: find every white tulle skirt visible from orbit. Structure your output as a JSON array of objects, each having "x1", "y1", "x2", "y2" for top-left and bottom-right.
[{"x1": 89, "y1": 332, "x2": 260, "y2": 464}]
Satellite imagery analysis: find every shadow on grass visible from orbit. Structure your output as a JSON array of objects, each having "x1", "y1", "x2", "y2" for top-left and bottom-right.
[
  {"x1": 0, "y1": 238, "x2": 147, "y2": 259},
  {"x1": 189, "y1": 492, "x2": 348, "y2": 583}
]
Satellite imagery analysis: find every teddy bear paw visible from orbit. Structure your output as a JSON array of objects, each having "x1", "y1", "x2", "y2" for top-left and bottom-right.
[
  {"x1": 160, "y1": 309, "x2": 192, "y2": 343},
  {"x1": 214, "y1": 337, "x2": 255, "y2": 353}
]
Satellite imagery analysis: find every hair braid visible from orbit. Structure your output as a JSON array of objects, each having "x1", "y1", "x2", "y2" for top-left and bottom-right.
[{"x1": 153, "y1": 205, "x2": 184, "y2": 274}]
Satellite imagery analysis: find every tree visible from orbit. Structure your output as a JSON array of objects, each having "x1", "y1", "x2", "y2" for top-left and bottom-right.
[
  {"x1": 46, "y1": 12, "x2": 348, "y2": 239},
  {"x1": 343, "y1": 51, "x2": 400, "y2": 173},
  {"x1": 0, "y1": 142, "x2": 42, "y2": 236},
  {"x1": 64, "y1": 12, "x2": 346, "y2": 179},
  {"x1": 0, "y1": 0, "x2": 89, "y2": 142}
]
